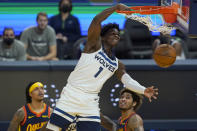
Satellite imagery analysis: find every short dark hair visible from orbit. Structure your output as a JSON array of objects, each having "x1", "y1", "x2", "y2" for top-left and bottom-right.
[
  {"x1": 101, "y1": 23, "x2": 120, "y2": 37},
  {"x1": 58, "y1": 0, "x2": 72, "y2": 13},
  {"x1": 36, "y1": 12, "x2": 48, "y2": 21},
  {"x1": 25, "y1": 81, "x2": 37, "y2": 103},
  {"x1": 120, "y1": 88, "x2": 143, "y2": 111},
  {"x1": 3, "y1": 27, "x2": 14, "y2": 35}
]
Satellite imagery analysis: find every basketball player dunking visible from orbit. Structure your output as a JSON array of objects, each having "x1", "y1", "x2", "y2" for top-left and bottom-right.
[
  {"x1": 8, "y1": 82, "x2": 52, "y2": 131},
  {"x1": 44, "y1": 3, "x2": 158, "y2": 131},
  {"x1": 101, "y1": 88, "x2": 144, "y2": 131}
]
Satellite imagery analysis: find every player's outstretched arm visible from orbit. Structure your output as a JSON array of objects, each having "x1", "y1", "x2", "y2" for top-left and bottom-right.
[
  {"x1": 84, "y1": 3, "x2": 130, "y2": 53},
  {"x1": 115, "y1": 60, "x2": 158, "y2": 102},
  {"x1": 100, "y1": 113, "x2": 117, "y2": 131},
  {"x1": 7, "y1": 107, "x2": 25, "y2": 131},
  {"x1": 127, "y1": 114, "x2": 144, "y2": 131}
]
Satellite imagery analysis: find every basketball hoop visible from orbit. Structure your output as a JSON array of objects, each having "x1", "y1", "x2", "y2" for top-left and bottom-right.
[{"x1": 116, "y1": 2, "x2": 179, "y2": 35}]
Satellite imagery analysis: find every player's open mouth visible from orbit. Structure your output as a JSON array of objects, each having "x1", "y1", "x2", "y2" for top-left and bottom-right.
[
  {"x1": 114, "y1": 37, "x2": 119, "y2": 40},
  {"x1": 119, "y1": 102, "x2": 126, "y2": 106}
]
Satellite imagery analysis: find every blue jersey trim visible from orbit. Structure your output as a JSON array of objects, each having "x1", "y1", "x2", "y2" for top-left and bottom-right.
[
  {"x1": 54, "y1": 107, "x2": 75, "y2": 120},
  {"x1": 98, "y1": 52, "x2": 117, "y2": 67},
  {"x1": 77, "y1": 115, "x2": 100, "y2": 120}
]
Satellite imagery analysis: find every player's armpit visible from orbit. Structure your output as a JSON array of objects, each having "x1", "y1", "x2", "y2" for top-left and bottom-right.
[
  {"x1": 114, "y1": 60, "x2": 126, "y2": 81},
  {"x1": 7, "y1": 107, "x2": 25, "y2": 131},
  {"x1": 128, "y1": 114, "x2": 144, "y2": 131}
]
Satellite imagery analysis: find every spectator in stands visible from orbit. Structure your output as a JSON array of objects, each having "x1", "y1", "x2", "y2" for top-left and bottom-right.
[
  {"x1": 0, "y1": 28, "x2": 26, "y2": 61},
  {"x1": 152, "y1": 33, "x2": 186, "y2": 60},
  {"x1": 171, "y1": 37, "x2": 186, "y2": 60},
  {"x1": 49, "y1": 0, "x2": 81, "y2": 59},
  {"x1": 20, "y1": 12, "x2": 57, "y2": 61},
  {"x1": 152, "y1": 34, "x2": 171, "y2": 51}
]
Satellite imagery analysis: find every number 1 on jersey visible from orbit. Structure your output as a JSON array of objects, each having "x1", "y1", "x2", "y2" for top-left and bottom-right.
[{"x1": 94, "y1": 66, "x2": 103, "y2": 78}]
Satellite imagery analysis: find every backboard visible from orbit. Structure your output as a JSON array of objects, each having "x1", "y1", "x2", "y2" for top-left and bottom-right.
[
  {"x1": 161, "y1": 0, "x2": 197, "y2": 37},
  {"x1": 161, "y1": 0, "x2": 189, "y2": 32}
]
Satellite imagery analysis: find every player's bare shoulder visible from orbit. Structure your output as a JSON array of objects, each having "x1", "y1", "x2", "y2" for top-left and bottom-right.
[
  {"x1": 127, "y1": 114, "x2": 144, "y2": 131},
  {"x1": 13, "y1": 107, "x2": 25, "y2": 122},
  {"x1": 7, "y1": 107, "x2": 25, "y2": 131}
]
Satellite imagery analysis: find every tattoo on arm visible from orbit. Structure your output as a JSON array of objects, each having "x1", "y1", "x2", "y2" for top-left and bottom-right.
[
  {"x1": 7, "y1": 108, "x2": 24, "y2": 131},
  {"x1": 134, "y1": 127, "x2": 142, "y2": 131},
  {"x1": 128, "y1": 115, "x2": 144, "y2": 131}
]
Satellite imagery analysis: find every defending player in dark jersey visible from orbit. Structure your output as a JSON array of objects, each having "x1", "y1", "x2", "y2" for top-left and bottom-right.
[
  {"x1": 101, "y1": 88, "x2": 144, "y2": 131},
  {"x1": 8, "y1": 82, "x2": 52, "y2": 131}
]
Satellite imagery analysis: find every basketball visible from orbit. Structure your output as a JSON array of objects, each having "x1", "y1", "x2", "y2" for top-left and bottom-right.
[{"x1": 153, "y1": 44, "x2": 176, "y2": 68}]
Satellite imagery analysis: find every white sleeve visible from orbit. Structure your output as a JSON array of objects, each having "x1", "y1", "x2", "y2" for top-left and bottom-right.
[{"x1": 121, "y1": 73, "x2": 146, "y2": 94}]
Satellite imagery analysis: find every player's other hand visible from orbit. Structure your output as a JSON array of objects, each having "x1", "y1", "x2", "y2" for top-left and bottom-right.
[
  {"x1": 116, "y1": 3, "x2": 130, "y2": 11},
  {"x1": 144, "y1": 86, "x2": 158, "y2": 102}
]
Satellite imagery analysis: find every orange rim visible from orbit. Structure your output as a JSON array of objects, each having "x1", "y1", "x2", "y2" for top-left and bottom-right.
[
  {"x1": 116, "y1": 2, "x2": 179, "y2": 14},
  {"x1": 116, "y1": 2, "x2": 179, "y2": 23}
]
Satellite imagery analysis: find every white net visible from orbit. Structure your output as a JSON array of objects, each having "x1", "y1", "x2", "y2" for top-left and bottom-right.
[{"x1": 122, "y1": 13, "x2": 176, "y2": 35}]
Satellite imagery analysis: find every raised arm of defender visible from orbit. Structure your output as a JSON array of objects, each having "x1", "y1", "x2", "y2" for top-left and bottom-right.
[
  {"x1": 83, "y1": 4, "x2": 130, "y2": 53},
  {"x1": 115, "y1": 60, "x2": 158, "y2": 102},
  {"x1": 100, "y1": 113, "x2": 117, "y2": 131}
]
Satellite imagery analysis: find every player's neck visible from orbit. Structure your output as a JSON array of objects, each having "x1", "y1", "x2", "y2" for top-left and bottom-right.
[
  {"x1": 121, "y1": 109, "x2": 135, "y2": 120},
  {"x1": 103, "y1": 44, "x2": 113, "y2": 56},
  {"x1": 30, "y1": 100, "x2": 45, "y2": 111}
]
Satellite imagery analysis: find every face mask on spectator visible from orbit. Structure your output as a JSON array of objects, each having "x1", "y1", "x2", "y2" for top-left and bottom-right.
[
  {"x1": 3, "y1": 38, "x2": 14, "y2": 46},
  {"x1": 61, "y1": 4, "x2": 72, "y2": 13}
]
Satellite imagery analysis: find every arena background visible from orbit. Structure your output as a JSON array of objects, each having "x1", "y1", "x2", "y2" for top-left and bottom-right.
[{"x1": 0, "y1": 0, "x2": 174, "y2": 36}]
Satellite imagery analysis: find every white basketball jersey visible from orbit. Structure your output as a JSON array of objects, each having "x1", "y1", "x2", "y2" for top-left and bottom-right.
[{"x1": 67, "y1": 47, "x2": 118, "y2": 93}]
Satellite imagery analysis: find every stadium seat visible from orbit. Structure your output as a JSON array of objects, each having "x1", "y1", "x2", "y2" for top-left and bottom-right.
[
  {"x1": 124, "y1": 19, "x2": 153, "y2": 59},
  {"x1": 72, "y1": 37, "x2": 87, "y2": 59},
  {"x1": 186, "y1": 38, "x2": 197, "y2": 59}
]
